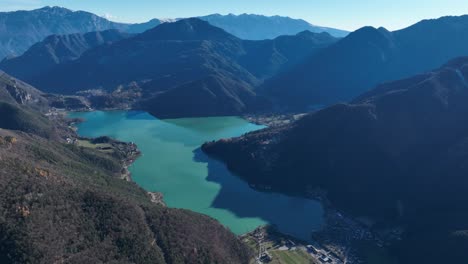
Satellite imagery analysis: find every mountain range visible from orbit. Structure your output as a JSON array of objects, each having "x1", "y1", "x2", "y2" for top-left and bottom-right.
[
  {"x1": 198, "y1": 13, "x2": 349, "y2": 39},
  {"x1": 1, "y1": 18, "x2": 338, "y2": 118},
  {"x1": 0, "y1": 29, "x2": 131, "y2": 81},
  {"x1": 0, "y1": 6, "x2": 346, "y2": 60},
  {"x1": 6, "y1": 8, "x2": 468, "y2": 118},
  {"x1": 0, "y1": 6, "x2": 161, "y2": 59},
  {"x1": 262, "y1": 15, "x2": 468, "y2": 110},
  {"x1": 203, "y1": 57, "x2": 468, "y2": 264}
]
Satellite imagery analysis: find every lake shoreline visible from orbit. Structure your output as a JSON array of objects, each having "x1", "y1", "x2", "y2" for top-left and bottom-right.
[
  {"x1": 66, "y1": 111, "x2": 169, "y2": 207},
  {"x1": 67, "y1": 110, "x2": 373, "y2": 262},
  {"x1": 68, "y1": 110, "x2": 324, "y2": 241}
]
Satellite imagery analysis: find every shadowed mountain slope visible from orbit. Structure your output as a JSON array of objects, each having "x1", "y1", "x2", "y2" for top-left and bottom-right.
[
  {"x1": 263, "y1": 15, "x2": 468, "y2": 110},
  {"x1": 203, "y1": 57, "x2": 468, "y2": 263},
  {"x1": 13, "y1": 18, "x2": 337, "y2": 117},
  {"x1": 0, "y1": 71, "x2": 53, "y2": 138},
  {"x1": 0, "y1": 30, "x2": 131, "y2": 81}
]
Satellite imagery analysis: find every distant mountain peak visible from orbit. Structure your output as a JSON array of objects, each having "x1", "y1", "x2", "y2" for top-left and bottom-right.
[
  {"x1": 295, "y1": 30, "x2": 315, "y2": 37},
  {"x1": 353, "y1": 26, "x2": 379, "y2": 34},
  {"x1": 295, "y1": 30, "x2": 332, "y2": 38},
  {"x1": 37, "y1": 6, "x2": 69, "y2": 11},
  {"x1": 343, "y1": 26, "x2": 393, "y2": 44},
  {"x1": 138, "y1": 18, "x2": 236, "y2": 41},
  {"x1": 377, "y1": 26, "x2": 390, "y2": 33},
  {"x1": 0, "y1": 29, "x2": 131, "y2": 81},
  {"x1": 395, "y1": 14, "x2": 468, "y2": 34},
  {"x1": 417, "y1": 14, "x2": 468, "y2": 25},
  {"x1": 444, "y1": 56, "x2": 468, "y2": 69},
  {"x1": 35, "y1": 6, "x2": 73, "y2": 14}
]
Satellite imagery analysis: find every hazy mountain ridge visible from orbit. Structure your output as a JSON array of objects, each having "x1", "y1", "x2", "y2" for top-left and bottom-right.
[
  {"x1": 198, "y1": 13, "x2": 349, "y2": 39},
  {"x1": 0, "y1": 29, "x2": 131, "y2": 81},
  {"x1": 0, "y1": 6, "x2": 160, "y2": 59},
  {"x1": 263, "y1": 15, "x2": 468, "y2": 110},
  {"x1": 0, "y1": 7, "x2": 347, "y2": 60},
  {"x1": 240, "y1": 31, "x2": 338, "y2": 79},
  {"x1": 5, "y1": 18, "x2": 337, "y2": 118},
  {"x1": 30, "y1": 18, "x2": 259, "y2": 117}
]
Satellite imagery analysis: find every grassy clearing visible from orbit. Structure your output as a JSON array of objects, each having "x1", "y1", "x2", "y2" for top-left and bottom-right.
[
  {"x1": 244, "y1": 235, "x2": 316, "y2": 264},
  {"x1": 76, "y1": 139, "x2": 114, "y2": 153},
  {"x1": 270, "y1": 249, "x2": 315, "y2": 264}
]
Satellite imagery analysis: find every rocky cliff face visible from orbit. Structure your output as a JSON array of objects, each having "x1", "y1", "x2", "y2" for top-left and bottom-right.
[{"x1": 0, "y1": 71, "x2": 48, "y2": 110}]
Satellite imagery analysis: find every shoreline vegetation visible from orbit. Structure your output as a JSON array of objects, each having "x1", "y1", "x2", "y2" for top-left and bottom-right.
[
  {"x1": 243, "y1": 112, "x2": 308, "y2": 127},
  {"x1": 0, "y1": 87, "x2": 252, "y2": 263},
  {"x1": 66, "y1": 111, "x2": 168, "y2": 206}
]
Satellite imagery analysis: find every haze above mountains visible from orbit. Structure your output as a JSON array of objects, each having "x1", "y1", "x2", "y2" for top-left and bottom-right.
[{"x1": 0, "y1": 6, "x2": 348, "y2": 59}]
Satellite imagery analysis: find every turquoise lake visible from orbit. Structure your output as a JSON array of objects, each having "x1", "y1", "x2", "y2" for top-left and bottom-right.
[{"x1": 69, "y1": 111, "x2": 323, "y2": 240}]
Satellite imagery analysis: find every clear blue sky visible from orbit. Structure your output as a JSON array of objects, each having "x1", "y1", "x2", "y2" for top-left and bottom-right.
[{"x1": 1, "y1": 0, "x2": 468, "y2": 31}]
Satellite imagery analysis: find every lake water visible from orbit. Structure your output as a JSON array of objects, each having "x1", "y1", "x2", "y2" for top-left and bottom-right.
[{"x1": 69, "y1": 111, "x2": 323, "y2": 240}]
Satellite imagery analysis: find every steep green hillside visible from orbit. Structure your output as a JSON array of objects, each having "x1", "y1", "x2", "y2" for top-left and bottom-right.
[
  {"x1": 0, "y1": 72, "x2": 54, "y2": 138},
  {"x1": 0, "y1": 131, "x2": 251, "y2": 264},
  {"x1": 0, "y1": 102, "x2": 53, "y2": 138},
  {"x1": 0, "y1": 73, "x2": 252, "y2": 263}
]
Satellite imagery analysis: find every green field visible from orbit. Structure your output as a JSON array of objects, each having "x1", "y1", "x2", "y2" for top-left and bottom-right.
[
  {"x1": 244, "y1": 236, "x2": 317, "y2": 264},
  {"x1": 270, "y1": 249, "x2": 316, "y2": 264},
  {"x1": 76, "y1": 139, "x2": 114, "y2": 153}
]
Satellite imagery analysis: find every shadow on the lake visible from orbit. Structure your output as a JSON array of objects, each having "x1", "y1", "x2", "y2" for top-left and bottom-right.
[
  {"x1": 193, "y1": 148, "x2": 324, "y2": 241},
  {"x1": 125, "y1": 111, "x2": 156, "y2": 120},
  {"x1": 159, "y1": 116, "x2": 259, "y2": 135},
  {"x1": 150, "y1": 117, "x2": 265, "y2": 149}
]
